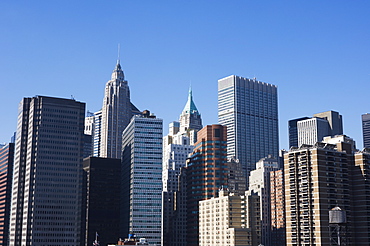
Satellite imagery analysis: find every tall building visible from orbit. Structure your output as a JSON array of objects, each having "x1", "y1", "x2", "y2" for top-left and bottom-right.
[
  {"x1": 284, "y1": 136, "x2": 357, "y2": 245},
  {"x1": 288, "y1": 117, "x2": 310, "y2": 148},
  {"x1": 82, "y1": 157, "x2": 121, "y2": 246},
  {"x1": 199, "y1": 189, "x2": 261, "y2": 246},
  {"x1": 101, "y1": 60, "x2": 133, "y2": 159},
  {"x1": 185, "y1": 124, "x2": 228, "y2": 246},
  {"x1": 218, "y1": 75, "x2": 279, "y2": 184},
  {"x1": 9, "y1": 96, "x2": 85, "y2": 245},
  {"x1": 289, "y1": 110, "x2": 343, "y2": 147},
  {"x1": 248, "y1": 155, "x2": 279, "y2": 246},
  {"x1": 270, "y1": 169, "x2": 286, "y2": 246},
  {"x1": 161, "y1": 89, "x2": 202, "y2": 246},
  {"x1": 0, "y1": 143, "x2": 14, "y2": 246},
  {"x1": 93, "y1": 110, "x2": 102, "y2": 157},
  {"x1": 362, "y1": 113, "x2": 370, "y2": 148},
  {"x1": 121, "y1": 111, "x2": 163, "y2": 245}
]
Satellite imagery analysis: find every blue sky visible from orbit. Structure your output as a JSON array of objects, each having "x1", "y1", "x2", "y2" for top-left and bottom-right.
[{"x1": 1, "y1": 1, "x2": 369, "y2": 149}]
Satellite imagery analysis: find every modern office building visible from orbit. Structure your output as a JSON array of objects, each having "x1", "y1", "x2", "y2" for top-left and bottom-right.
[
  {"x1": 185, "y1": 124, "x2": 228, "y2": 246},
  {"x1": 0, "y1": 143, "x2": 14, "y2": 246},
  {"x1": 288, "y1": 117, "x2": 310, "y2": 148},
  {"x1": 226, "y1": 157, "x2": 247, "y2": 195},
  {"x1": 93, "y1": 110, "x2": 102, "y2": 157},
  {"x1": 284, "y1": 136, "x2": 355, "y2": 245},
  {"x1": 9, "y1": 96, "x2": 85, "y2": 245},
  {"x1": 161, "y1": 89, "x2": 202, "y2": 246},
  {"x1": 82, "y1": 157, "x2": 121, "y2": 246},
  {"x1": 218, "y1": 75, "x2": 279, "y2": 184},
  {"x1": 289, "y1": 110, "x2": 343, "y2": 147},
  {"x1": 248, "y1": 155, "x2": 279, "y2": 246},
  {"x1": 362, "y1": 113, "x2": 370, "y2": 148},
  {"x1": 198, "y1": 189, "x2": 261, "y2": 246},
  {"x1": 270, "y1": 169, "x2": 286, "y2": 246},
  {"x1": 121, "y1": 111, "x2": 163, "y2": 245}
]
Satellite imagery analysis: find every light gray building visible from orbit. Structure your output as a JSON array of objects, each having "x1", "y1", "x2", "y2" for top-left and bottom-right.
[
  {"x1": 9, "y1": 96, "x2": 85, "y2": 245},
  {"x1": 121, "y1": 111, "x2": 163, "y2": 245},
  {"x1": 362, "y1": 113, "x2": 370, "y2": 148},
  {"x1": 218, "y1": 75, "x2": 279, "y2": 184}
]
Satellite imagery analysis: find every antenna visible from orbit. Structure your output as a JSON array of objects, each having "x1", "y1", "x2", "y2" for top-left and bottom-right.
[{"x1": 117, "y1": 43, "x2": 120, "y2": 62}]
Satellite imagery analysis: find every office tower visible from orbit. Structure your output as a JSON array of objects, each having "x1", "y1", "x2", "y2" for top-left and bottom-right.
[
  {"x1": 284, "y1": 138, "x2": 354, "y2": 245},
  {"x1": 248, "y1": 155, "x2": 279, "y2": 246},
  {"x1": 0, "y1": 143, "x2": 14, "y2": 246},
  {"x1": 85, "y1": 111, "x2": 95, "y2": 135},
  {"x1": 186, "y1": 124, "x2": 228, "y2": 246},
  {"x1": 362, "y1": 113, "x2": 370, "y2": 148},
  {"x1": 82, "y1": 157, "x2": 121, "y2": 246},
  {"x1": 289, "y1": 110, "x2": 343, "y2": 147},
  {"x1": 218, "y1": 75, "x2": 279, "y2": 184},
  {"x1": 121, "y1": 111, "x2": 163, "y2": 245},
  {"x1": 198, "y1": 189, "x2": 261, "y2": 246},
  {"x1": 101, "y1": 60, "x2": 132, "y2": 159},
  {"x1": 162, "y1": 89, "x2": 202, "y2": 246},
  {"x1": 288, "y1": 117, "x2": 310, "y2": 148},
  {"x1": 227, "y1": 157, "x2": 247, "y2": 195},
  {"x1": 10, "y1": 96, "x2": 85, "y2": 245},
  {"x1": 93, "y1": 110, "x2": 102, "y2": 157},
  {"x1": 270, "y1": 169, "x2": 286, "y2": 246}
]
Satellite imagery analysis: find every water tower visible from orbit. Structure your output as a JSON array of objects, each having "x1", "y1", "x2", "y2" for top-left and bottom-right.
[{"x1": 329, "y1": 206, "x2": 347, "y2": 246}]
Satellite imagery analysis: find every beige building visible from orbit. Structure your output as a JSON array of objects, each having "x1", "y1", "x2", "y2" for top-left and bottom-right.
[
  {"x1": 285, "y1": 135, "x2": 370, "y2": 245},
  {"x1": 198, "y1": 189, "x2": 261, "y2": 246}
]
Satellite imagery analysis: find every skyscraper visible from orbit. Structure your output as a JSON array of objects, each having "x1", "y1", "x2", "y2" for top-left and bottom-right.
[
  {"x1": 218, "y1": 75, "x2": 279, "y2": 183},
  {"x1": 186, "y1": 124, "x2": 228, "y2": 246},
  {"x1": 362, "y1": 113, "x2": 370, "y2": 148},
  {"x1": 9, "y1": 96, "x2": 85, "y2": 245},
  {"x1": 121, "y1": 110, "x2": 163, "y2": 245},
  {"x1": 101, "y1": 60, "x2": 132, "y2": 159},
  {"x1": 288, "y1": 117, "x2": 310, "y2": 148},
  {"x1": 161, "y1": 88, "x2": 202, "y2": 246},
  {"x1": 0, "y1": 143, "x2": 14, "y2": 246}
]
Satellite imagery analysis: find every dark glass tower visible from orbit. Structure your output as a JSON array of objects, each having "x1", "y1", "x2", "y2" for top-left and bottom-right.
[{"x1": 362, "y1": 113, "x2": 370, "y2": 148}]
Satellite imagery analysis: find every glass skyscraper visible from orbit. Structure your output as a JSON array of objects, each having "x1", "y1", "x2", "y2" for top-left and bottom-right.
[{"x1": 218, "y1": 75, "x2": 279, "y2": 184}]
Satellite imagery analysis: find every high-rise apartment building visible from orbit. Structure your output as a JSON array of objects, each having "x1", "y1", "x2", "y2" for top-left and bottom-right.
[
  {"x1": 9, "y1": 96, "x2": 85, "y2": 245},
  {"x1": 284, "y1": 135, "x2": 357, "y2": 245},
  {"x1": 270, "y1": 169, "x2": 286, "y2": 246},
  {"x1": 185, "y1": 124, "x2": 228, "y2": 246},
  {"x1": 101, "y1": 60, "x2": 133, "y2": 159},
  {"x1": 248, "y1": 156, "x2": 279, "y2": 246},
  {"x1": 362, "y1": 113, "x2": 370, "y2": 148},
  {"x1": 199, "y1": 189, "x2": 261, "y2": 246},
  {"x1": 162, "y1": 89, "x2": 202, "y2": 246},
  {"x1": 121, "y1": 111, "x2": 163, "y2": 245},
  {"x1": 218, "y1": 75, "x2": 279, "y2": 184},
  {"x1": 0, "y1": 143, "x2": 14, "y2": 246},
  {"x1": 82, "y1": 157, "x2": 121, "y2": 246},
  {"x1": 289, "y1": 110, "x2": 343, "y2": 147}
]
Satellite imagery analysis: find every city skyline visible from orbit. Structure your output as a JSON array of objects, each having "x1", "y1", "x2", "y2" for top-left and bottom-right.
[{"x1": 1, "y1": 1, "x2": 369, "y2": 150}]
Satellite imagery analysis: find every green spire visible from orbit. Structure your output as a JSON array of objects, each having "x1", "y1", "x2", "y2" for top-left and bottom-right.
[{"x1": 182, "y1": 86, "x2": 199, "y2": 114}]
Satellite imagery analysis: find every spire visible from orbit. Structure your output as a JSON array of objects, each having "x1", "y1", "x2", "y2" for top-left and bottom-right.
[
  {"x1": 111, "y1": 45, "x2": 124, "y2": 81},
  {"x1": 182, "y1": 86, "x2": 199, "y2": 114}
]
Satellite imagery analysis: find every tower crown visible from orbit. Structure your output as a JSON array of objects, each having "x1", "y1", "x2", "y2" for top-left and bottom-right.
[
  {"x1": 111, "y1": 60, "x2": 125, "y2": 81},
  {"x1": 182, "y1": 87, "x2": 199, "y2": 115}
]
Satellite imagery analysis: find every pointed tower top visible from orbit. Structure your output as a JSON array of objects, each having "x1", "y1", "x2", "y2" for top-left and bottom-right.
[
  {"x1": 182, "y1": 86, "x2": 199, "y2": 114},
  {"x1": 111, "y1": 59, "x2": 124, "y2": 81}
]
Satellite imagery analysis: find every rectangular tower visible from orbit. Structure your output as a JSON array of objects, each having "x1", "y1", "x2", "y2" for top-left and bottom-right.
[
  {"x1": 218, "y1": 75, "x2": 279, "y2": 184},
  {"x1": 0, "y1": 143, "x2": 14, "y2": 246},
  {"x1": 362, "y1": 113, "x2": 370, "y2": 148},
  {"x1": 9, "y1": 96, "x2": 85, "y2": 246},
  {"x1": 121, "y1": 111, "x2": 163, "y2": 245}
]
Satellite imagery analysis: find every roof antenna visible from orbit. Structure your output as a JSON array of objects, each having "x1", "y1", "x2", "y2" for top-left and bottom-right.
[{"x1": 117, "y1": 43, "x2": 120, "y2": 64}]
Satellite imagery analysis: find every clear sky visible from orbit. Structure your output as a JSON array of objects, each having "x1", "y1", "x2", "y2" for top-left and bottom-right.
[{"x1": 1, "y1": 1, "x2": 369, "y2": 150}]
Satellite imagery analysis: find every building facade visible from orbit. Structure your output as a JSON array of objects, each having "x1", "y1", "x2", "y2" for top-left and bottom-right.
[
  {"x1": 185, "y1": 124, "x2": 228, "y2": 246},
  {"x1": 199, "y1": 189, "x2": 260, "y2": 246},
  {"x1": 270, "y1": 169, "x2": 286, "y2": 246},
  {"x1": 121, "y1": 111, "x2": 163, "y2": 245},
  {"x1": 82, "y1": 157, "x2": 121, "y2": 246},
  {"x1": 101, "y1": 60, "x2": 133, "y2": 159},
  {"x1": 362, "y1": 113, "x2": 370, "y2": 148},
  {"x1": 0, "y1": 143, "x2": 14, "y2": 246},
  {"x1": 288, "y1": 117, "x2": 310, "y2": 148},
  {"x1": 218, "y1": 75, "x2": 279, "y2": 184},
  {"x1": 9, "y1": 96, "x2": 85, "y2": 245}
]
